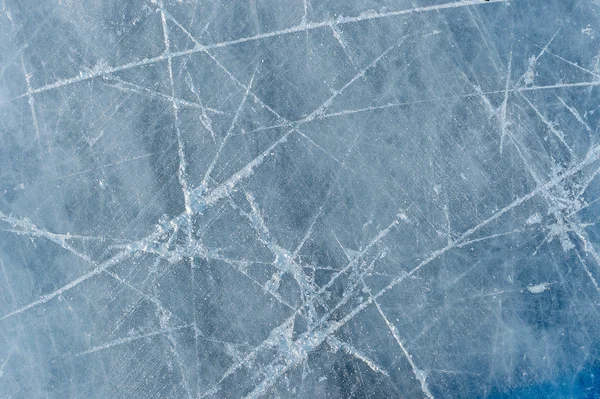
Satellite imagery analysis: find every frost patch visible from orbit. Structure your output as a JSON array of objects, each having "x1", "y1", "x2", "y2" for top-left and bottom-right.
[
  {"x1": 527, "y1": 282, "x2": 551, "y2": 294},
  {"x1": 526, "y1": 212, "x2": 541, "y2": 225},
  {"x1": 524, "y1": 55, "x2": 536, "y2": 86},
  {"x1": 582, "y1": 25, "x2": 593, "y2": 36}
]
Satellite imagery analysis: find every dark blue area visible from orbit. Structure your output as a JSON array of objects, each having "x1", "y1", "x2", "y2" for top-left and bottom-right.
[{"x1": 488, "y1": 360, "x2": 600, "y2": 399}]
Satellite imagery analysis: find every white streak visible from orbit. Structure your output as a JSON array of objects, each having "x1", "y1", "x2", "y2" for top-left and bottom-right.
[
  {"x1": 76, "y1": 324, "x2": 192, "y2": 356},
  {"x1": 373, "y1": 300, "x2": 434, "y2": 398}
]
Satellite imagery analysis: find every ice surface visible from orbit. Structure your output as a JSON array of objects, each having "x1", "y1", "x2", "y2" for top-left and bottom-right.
[{"x1": 1, "y1": 0, "x2": 600, "y2": 398}]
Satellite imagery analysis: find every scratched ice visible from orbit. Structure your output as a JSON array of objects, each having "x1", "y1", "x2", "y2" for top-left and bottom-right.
[{"x1": 1, "y1": 0, "x2": 600, "y2": 397}]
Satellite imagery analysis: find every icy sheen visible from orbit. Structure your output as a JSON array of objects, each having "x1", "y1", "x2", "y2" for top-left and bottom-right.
[{"x1": 1, "y1": 0, "x2": 600, "y2": 398}]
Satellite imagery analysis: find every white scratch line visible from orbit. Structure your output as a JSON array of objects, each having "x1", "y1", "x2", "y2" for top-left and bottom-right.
[
  {"x1": 520, "y1": 93, "x2": 574, "y2": 157},
  {"x1": 515, "y1": 28, "x2": 560, "y2": 87},
  {"x1": 191, "y1": 0, "x2": 505, "y2": 53},
  {"x1": 544, "y1": 48, "x2": 600, "y2": 81},
  {"x1": 0, "y1": 250, "x2": 130, "y2": 321},
  {"x1": 499, "y1": 50, "x2": 512, "y2": 152},
  {"x1": 76, "y1": 324, "x2": 192, "y2": 356},
  {"x1": 20, "y1": 53, "x2": 42, "y2": 156},
  {"x1": 327, "y1": 336, "x2": 388, "y2": 376},
  {"x1": 0, "y1": 354, "x2": 10, "y2": 378},
  {"x1": 158, "y1": 0, "x2": 192, "y2": 219},
  {"x1": 574, "y1": 250, "x2": 600, "y2": 293},
  {"x1": 201, "y1": 71, "x2": 256, "y2": 188},
  {"x1": 374, "y1": 301, "x2": 434, "y2": 398},
  {"x1": 14, "y1": 0, "x2": 503, "y2": 99},
  {"x1": 197, "y1": 129, "x2": 294, "y2": 209},
  {"x1": 557, "y1": 95, "x2": 593, "y2": 133},
  {"x1": 102, "y1": 75, "x2": 223, "y2": 114}
]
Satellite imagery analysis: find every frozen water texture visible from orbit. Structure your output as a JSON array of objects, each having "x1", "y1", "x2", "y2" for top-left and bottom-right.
[{"x1": 1, "y1": 0, "x2": 600, "y2": 398}]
